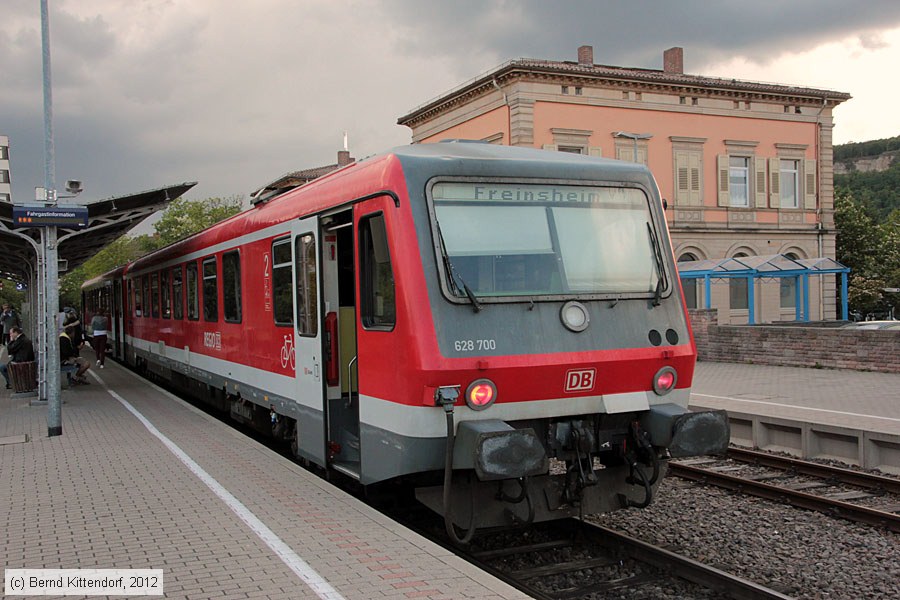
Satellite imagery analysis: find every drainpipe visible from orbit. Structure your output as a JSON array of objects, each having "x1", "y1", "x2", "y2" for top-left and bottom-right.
[
  {"x1": 492, "y1": 78, "x2": 511, "y2": 145},
  {"x1": 815, "y1": 97, "x2": 827, "y2": 320}
]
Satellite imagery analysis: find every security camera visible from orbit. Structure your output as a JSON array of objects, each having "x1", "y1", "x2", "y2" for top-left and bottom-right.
[{"x1": 65, "y1": 180, "x2": 83, "y2": 194}]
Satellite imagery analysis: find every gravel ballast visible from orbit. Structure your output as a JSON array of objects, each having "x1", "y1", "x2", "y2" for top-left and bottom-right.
[{"x1": 588, "y1": 477, "x2": 899, "y2": 599}]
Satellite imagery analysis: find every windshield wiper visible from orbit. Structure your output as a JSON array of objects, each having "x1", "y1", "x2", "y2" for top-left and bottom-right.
[
  {"x1": 435, "y1": 222, "x2": 482, "y2": 313},
  {"x1": 646, "y1": 222, "x2": 667, "y2": 307}
]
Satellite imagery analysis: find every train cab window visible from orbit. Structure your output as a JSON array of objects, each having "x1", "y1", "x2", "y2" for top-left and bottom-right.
[
  {"x1": 222, "y1": 250, "x2": 241, "y2": 323},
  {"x1": 171, "y1": 266, "x2": 184, "y2": 320},
  {"x1": 141, "y1": 275, "x2": 150, "y2": 318},
  {"x1": 160, "y1": 269, "x2": 171, "y2": 319},
  {"x1": 186, "y1": 262, "x2": 199, "y2": 320},
  {"x1": 359, "y1": 213, "x2": 395, "y2": 329},
  {"x1": 295, "y1": 234, "x2": 317, "y2": 336},
  {"x1": 150, "y1": 273, "x2": 160, "y2": 318},
  {"x1": 202, "y1": 257, "x2": 218, "y2": 322},
  {"x1": 272, "y1": 237, "x2": 293, "y2": 326}
]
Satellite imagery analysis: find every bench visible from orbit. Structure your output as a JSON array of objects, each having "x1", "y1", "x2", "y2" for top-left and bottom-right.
[{"x1": 8, "y1": 361, "x2": 38, "y2": 393}]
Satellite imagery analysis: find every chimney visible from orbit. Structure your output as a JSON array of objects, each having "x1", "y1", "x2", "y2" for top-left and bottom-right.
[
  {"x1": 337, "y1": 150, "x2": 353, "y2": 166},
  {"x1": 663, "y1": 47, "x2": 683, "y2": 74},
  {"x1": 577, "y1": 45, "x2": 593, "y2": 66}
]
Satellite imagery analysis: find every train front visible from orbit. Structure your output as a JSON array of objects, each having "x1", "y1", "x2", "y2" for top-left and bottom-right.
[{"x1": 398, "y1": 144, "x2": 729, "y2": 541}]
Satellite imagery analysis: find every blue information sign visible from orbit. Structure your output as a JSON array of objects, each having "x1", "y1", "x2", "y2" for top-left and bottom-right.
[{"x1": 12, "y1": 206, "x2": 89, "y2": 228}]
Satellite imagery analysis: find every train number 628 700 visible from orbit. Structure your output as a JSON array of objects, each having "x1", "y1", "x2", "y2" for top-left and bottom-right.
[{"x1": 453, "y1": 339, "x2": 497, "y2": 352}]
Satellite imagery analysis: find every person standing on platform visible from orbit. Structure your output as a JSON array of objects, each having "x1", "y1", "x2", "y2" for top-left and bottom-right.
[
  {"x1": 90, "y1": 310, "x2": 109, "y2": 369},
  {"x1": 1, "y1": 326, "x2": 35, "y2": 389},
  {"x1": 1, "y1": 304, "x2": 22, "y2": 345}
]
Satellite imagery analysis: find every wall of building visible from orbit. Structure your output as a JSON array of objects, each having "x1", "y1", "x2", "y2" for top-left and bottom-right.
[
  {"x1": 0, "y1": 135, "x2": 10, "y2": 203},
  {"x1": 690, "y1": 309, "x2": 900, "y2": 373}
]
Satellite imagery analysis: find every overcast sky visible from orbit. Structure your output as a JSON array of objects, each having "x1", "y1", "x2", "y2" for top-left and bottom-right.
[{"x1": 3, "y1": 0, "x2": 900, "y2": 213}]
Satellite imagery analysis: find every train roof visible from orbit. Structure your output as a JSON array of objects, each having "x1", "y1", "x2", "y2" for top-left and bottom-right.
[{"x1": 124, "y1": 142, "x2": 657, "y2": 274}]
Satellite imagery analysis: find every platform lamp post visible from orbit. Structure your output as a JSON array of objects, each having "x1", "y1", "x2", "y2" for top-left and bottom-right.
[{"x1": 613, "y1": 131, "x2": 653, "y2": 163}]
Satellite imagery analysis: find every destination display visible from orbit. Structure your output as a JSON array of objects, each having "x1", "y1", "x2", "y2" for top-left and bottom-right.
[{"x1": 12, "y1": 206, "x2": 89, "y2": 228}]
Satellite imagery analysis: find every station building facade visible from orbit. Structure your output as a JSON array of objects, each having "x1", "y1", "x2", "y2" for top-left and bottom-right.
[
  {"x1": 0, "y1": 135, "x2": 10, "y2": 203},
  {"x1": 397, "y1": 47, "x2": 851, "y2": 324}
]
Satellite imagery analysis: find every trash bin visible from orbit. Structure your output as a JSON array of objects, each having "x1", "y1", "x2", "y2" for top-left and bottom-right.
[{"x1": 9, "y1": 361, "x2": 37, "y2": 393}]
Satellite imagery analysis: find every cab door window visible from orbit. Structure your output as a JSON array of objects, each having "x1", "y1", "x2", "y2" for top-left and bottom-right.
[{"x1": 359, "y1": 213, "x2": 395, "y2": 329}]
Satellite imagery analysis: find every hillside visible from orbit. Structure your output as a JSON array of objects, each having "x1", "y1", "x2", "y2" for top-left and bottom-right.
[{"x1": 833, "y1": 136, "x2": 900, "y2": 220}]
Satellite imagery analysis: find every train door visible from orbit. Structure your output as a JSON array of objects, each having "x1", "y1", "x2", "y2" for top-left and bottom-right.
[
  {"x1": 113, "y1": 279, "x2": 123, "y2": 360},
  {"x1": 319, "y1": 209, "x2": 360, "y2": 479},
  {"x1": 291, "y1": 216, "x2": 327, "y2": 466}
]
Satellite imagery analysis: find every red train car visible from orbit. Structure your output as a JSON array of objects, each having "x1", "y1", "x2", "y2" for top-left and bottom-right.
[{"x1": 84, "y1": 142, "x2": 728, "y2": 541}]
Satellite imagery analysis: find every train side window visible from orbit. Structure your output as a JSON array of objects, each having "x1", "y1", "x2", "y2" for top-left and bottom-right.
[
  {"x1": 202, "y1": 257, "x2": 218, "y2": 322},
  {"x1": 151, "y1": 272, "x2": 160, "y2": 318},
  {"x1": 295, "y1": 234, "x2": 317, "y2": 336},
  {"x1": 172, "y1": 266, "x2": 184, "y2": 320},
  {"x1": 160, "y1": 269, "x2": 171, "y2": 319},
  {"x1": 142, "y1": 275, "x2": 150, "y2": 319},
  {"x1": 223, "y1": 250, "x2": 241, "y2": 324},
  {"x1": 359, "y1": 213, "x2": 396, "y2": 330},
  {"x1": 272, "y1": 237, "x2": 293, "y2": 326},
  {"x1": 186, "y1": 262, "x2": 199, "y2": 320},
  {"x1": 129, "y1": 279, "x2": 140, "y2": 317}
]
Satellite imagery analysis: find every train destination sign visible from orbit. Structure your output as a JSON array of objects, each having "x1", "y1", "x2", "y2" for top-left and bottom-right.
[{"x1": 12, "y1": 206, "x2": 89, "y2": 228}]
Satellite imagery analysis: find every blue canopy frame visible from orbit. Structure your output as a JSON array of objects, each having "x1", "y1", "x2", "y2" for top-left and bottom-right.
[{"x1": 677, "y1": 254, "x2": 850, "y2": 324}]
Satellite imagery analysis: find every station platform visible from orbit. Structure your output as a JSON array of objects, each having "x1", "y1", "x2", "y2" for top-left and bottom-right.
[
  {"x1": 689, "y1": 361, "x2": 900, "y2": 473},
  {"x1": 0, "y1": 362, "x2": 527, "y2": 600}
]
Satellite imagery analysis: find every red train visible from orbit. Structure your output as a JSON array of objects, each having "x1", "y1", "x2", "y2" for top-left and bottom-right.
[{"x1": 83, "y1": 142, "x2": 728, "y2": 542}]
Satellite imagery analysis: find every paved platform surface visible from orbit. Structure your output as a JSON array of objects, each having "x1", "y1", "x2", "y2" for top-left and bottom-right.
[
  {"x1": 690, "y1": 360, "x2": 900, "y2": 435},
  {"x1": 0, "y1": 362, "x2": 527, "y2": 600}
]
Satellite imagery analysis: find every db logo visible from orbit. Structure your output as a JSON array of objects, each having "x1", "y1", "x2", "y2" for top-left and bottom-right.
[{"x1": 565, "y1": 368, "x2": 596, "y2": 392}]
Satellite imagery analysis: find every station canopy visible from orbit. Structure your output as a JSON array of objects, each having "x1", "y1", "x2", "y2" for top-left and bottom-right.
[
  {"x1": 677, "y1": 253, "x2": 851, "y2": 323},
  {"x1": 0, "y1": 182, "x2": 196, "y2": 282}
]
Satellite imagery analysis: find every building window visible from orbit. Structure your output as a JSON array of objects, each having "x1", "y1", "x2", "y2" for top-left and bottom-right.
[
  {"x1": 780, "y1": 159, "x2": 799, "y2": 208},
  {"x1": 729, "y1": 156, "x2": 750, "y2": 207},
  {"x1": 272, "y1": 237, "x2": 293, "y2": 326},
  {"x1": 222, "y1": 250, "x2": 241, "y2": 323},
  {"x1": 0, "y1": 194, "x2": 9, "y2": 203},
  {"x1": 186, "y1": 262, "x2": 199, "y2": 321},
  {"x1": 359, "y1": 213, "x2": 396, "y2": 329},
  {"x1": 729, "y1": 253, "x2": 749, "y2": 310},
  {"x1": 202, "y1": 257, "x2": 218, "y2": 322},
  {"x1": 0, "y1": 170, "x2": 9, "y2": 184},
  {"x1": 295, "y1": 234, "x2": 317, "y2": 336},
  {"x1": 780, "y1": 253, "x2": 799, "y2": 309},
  {"x1": 171, "y1": 266, "x2": 184, "y2": 320},
  {"x1": 0, "y1": 146, "x2": 8, "y2": 160},
  {"x1": 575, "y1": 87, "x2": 582, "y2": 95},
  {"x1": 678, "y1": 253, "x2": 698, "y2": 309},
  {"x1": 674, "y1": 149, "x2": 702, "y2": 206},
  {"x1": 561, "y1": 86, "x2": 569, "y2": 95}
]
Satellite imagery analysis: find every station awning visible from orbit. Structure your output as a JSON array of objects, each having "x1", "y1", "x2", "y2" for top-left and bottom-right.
[
  {"x1": 677, "y1": 253, "x2": 851, "y2": 323},
  {"x1": 0, "y1": 182, "x2": 196, "y2": 281}
]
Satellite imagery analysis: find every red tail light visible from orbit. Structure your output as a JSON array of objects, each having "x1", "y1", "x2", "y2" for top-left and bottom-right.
[
  {"x1": 465, "y1": 379, "x2": 497, "y2": 410},
  {"x1": 653, "y1": 367, "x2": 677, "y2": 396}
]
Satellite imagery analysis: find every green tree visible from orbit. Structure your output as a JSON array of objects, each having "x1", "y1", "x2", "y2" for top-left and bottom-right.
[{"x1": 59, "y1": 195, "x2": 244, "y2": 309}]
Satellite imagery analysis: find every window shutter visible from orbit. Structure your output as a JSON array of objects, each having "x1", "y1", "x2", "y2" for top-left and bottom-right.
[
  {"x1": 717, "y1": 154, "x2": 729, "y2": 206},
  {"x1": 754, "y1": 157, "x2": 767, "y2": 208},
  {"x1": 638, "y1": 146, "x2": 648, "y2": 165},
  {"x1": 542, "y1": 144, "x2": 558, "y2": 152},
  {"x1": 674, "y1": 151, "x2": 689, "y2": 205},
  {"x1": 768, "y1": 157, "x2": 781, "y2": 208},
  {"x1": 615, "y1": 145, "x2": 629, "y2": 161},
  {"x1": 689, "y1": 152, "x2": 701, "y2": 205},
  {"x1": 803, "y1": 159, "x2": 817, "y2": 209},
  {"x1": 588, "y1": 146, "x2": 602, "y2": 157}
]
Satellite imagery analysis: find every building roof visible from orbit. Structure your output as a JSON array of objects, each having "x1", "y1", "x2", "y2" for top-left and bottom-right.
[
  {"x1": 0, "y1": 182, "x2": 195, "y2": 281},
  {"x1": 398, "y1": 53, "x2": 852, "y2": 127},
  {"x1": 250, "y1": 150, "x2": 356, "y2": 206}
]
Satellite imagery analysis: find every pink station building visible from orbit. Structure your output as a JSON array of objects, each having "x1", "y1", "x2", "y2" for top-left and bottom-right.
[{"x1": 397, "y1": 46, "x2": 852, "y2": 324}]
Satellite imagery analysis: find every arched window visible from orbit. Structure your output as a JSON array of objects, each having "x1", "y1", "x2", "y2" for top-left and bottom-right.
[
  {"x1": 729, "y1": 252, "x2": 749, "y2": 310},
  {"x1": 780, "y1": 252, "x2": 799, "y2": 310},
  {"x1": 678, "y1": 253, "x2": 698, "y2": 309}
]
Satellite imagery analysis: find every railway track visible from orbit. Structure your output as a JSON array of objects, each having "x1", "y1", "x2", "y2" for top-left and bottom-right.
[
  {"x1": 408, "y1": 517, "x2": 793, "y2": 600},
  {"x1": 669, "y1": 447, "x2": 900, "y2": 532}
]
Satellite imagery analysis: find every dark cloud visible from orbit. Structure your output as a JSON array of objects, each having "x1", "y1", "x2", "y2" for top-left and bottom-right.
[{"x1": 2, "y1": 1, "x2": 899, "y2": 213}]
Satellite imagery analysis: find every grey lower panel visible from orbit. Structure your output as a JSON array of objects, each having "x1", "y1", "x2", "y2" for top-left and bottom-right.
[
  {"x1": 416, "y1": 463, "x2": 670, "y2": 528},
  {"x1": 359, "y1": 422, "x2": 447, "y2": 485},
  {"x1": 134, "y1": 348, "x2": 326, "y2": 467}
]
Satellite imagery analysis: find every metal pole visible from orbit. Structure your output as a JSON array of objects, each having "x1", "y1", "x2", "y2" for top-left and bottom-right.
[{"x1": 41, "y1": 0, "x2": 62, "y2": 436}]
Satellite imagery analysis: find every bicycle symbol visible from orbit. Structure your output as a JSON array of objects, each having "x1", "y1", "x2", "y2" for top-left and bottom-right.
[{"x1": 280, "y1": 334, "x2": 296, "y2": 370}]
